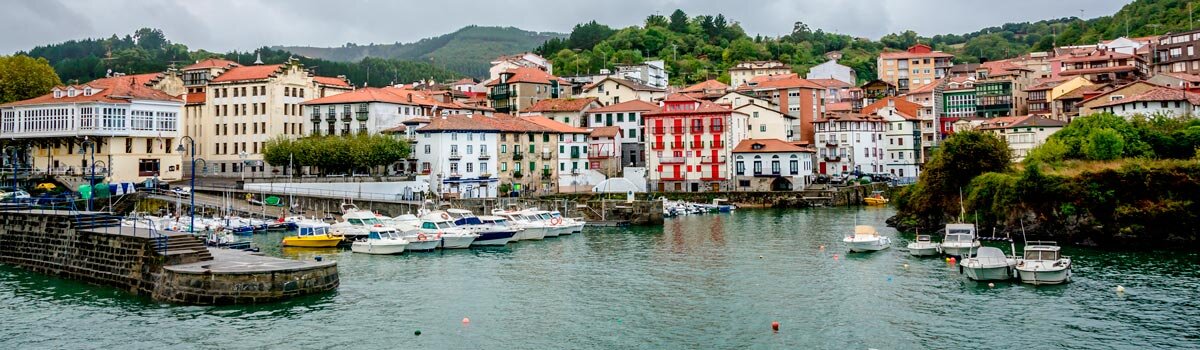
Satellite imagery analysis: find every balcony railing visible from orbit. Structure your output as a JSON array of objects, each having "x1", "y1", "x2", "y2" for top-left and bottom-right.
[
  {"x1": 479, "y1": 173, "x2": 492, "y2": 179},
  {"x1": 710, "y1": 125, "x2": 724, "y2": 133},
  {"x1": 652, "y1": 127, "x2": 666, "y2": 134},
  {"x1": 824, "y1": 141, "x2": 838, "y2": 147},
  {"x1": 700, "y1": 175, "x2": 726, "y2": 181},
  {"x1": 588, "y1": 151, "x2": 615, "y2": 159},
  {"x1": 478, "y1": 152, "x2": 491, "y2": 160},
  {"x1": 449, "y1": 152, "x2": 462, "y2": 160},
  {"x1": 824, "y1": 156, "x2": 841, "y2": 162},
  {"x1": 701, "y1": 155, "x2": 726, "y2": 164},
  {"x1": 541, "y1": 151, "x2": 552, "y2": 160},
  {"x1": 325, "y1": 112, "x2": 337, "y2": 122},
  {"x1": 448, "y1": 172, "x2": 462, "y2": 179},
  {"x1": 670, "y1": 127, "x2": 684, "y2": 133},
  {"x1": 659, "y1": 157, "x2": 686, "y2": 164},
  {"x1": 651, "y1": 143, "x2": 665, "y2": 150},
  {"x1": 541, "y1": 169, "x2": 552, "y2": 179},
  {"x1": 710, "y1": 141, "x2": 725, "y2": 148},
  {"x1": 341, "y1": 113, "x2": 353, "y2": 122},
  {"x1": 513, "y1": 152, "x2": 524, "y2": 160},
  {"x1": 310, "y1": 113, "x2": 321, "y2": 122},
  {"x1": 355, "y1": 112, "x2": 369, "y2": 122},
  {"x1": 690, "y1": 126, "x2": 705, "y2": 133},
  {"x1": 569, "y1": 152, "x2": 581, "y2": 159},
  {"x1": 690, "y1": 142, "x2": 704, "y2": 148}
]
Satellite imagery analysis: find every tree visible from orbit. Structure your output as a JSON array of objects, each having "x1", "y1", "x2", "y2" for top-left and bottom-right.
[
  {"x1": 134, "y1": 28, "x2": 168, "y2": 51},
  {"x1": 1082, "y1": 128, "x2": 1126, "y2": 160},
  {"x1": 645, "y1": 14, "x2": 668, "y2": 28},
  {"x1": 567, "y1": 21, "x2": 616, "y2": 50},
  {"x1": 0, "y1": 55, "x2": 62, "y2": 104},
  {"x1": 263, "y1": 134, "x2": 410, "y2": 176},
  {"x1": 896, "y1": 131, "x2": 1011, "y2": 223},
  {"x1": 668, "y1": 9, "x2": 690, "y2": 33}
]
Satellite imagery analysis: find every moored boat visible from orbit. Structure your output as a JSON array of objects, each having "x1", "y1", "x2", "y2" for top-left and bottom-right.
[
  {"x1": 1016, "y1": 241, "x2": 1072, "y2": 285},
  {"x1": 282, "y1": 221, "x2": 343, "y2": 247},
  {"x1": 447, "y1": 209, "x2": 518, "y2": 246},
  {"x1": 941, "y1": 223, "x2": 981, "y2": 257},
  {"x1": 960, "y1": 246, "x2": 1016, "y2": 281},
  {"x1": 863, "y1": 191, "x2": 889, "y2": 205},
  {"x1": 906, "y1": 234, "x2": 941, "y2": 256},
  {"x1": 418, "y1": 212, "x2": 478, "y2": 249},
  {"x1": 844, "y1": 225, "x2": 891, "y2": 252},
  {"x1": 351, "y1": 226, "x2": 409, "y2": 255}
]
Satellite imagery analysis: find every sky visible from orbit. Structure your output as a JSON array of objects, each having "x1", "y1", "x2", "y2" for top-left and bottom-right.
[{"x1": 0, "y1": 0, "x2": 1132, "y2": 54}]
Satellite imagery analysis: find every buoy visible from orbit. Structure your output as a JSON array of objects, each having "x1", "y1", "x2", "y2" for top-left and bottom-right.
[
  {"x1": 902, "y1": 263, "x2": 909, "y2": 269},
  {"x1": 414, "y1": 330, "x2": 422, "y2": 336},
  {"x1": 462, "y1": 317, "x2": 471, "y2": 324},
  {"x1": 833, "y1": 254, "x2": 839, "y2": 260},
  {"x1": 771, "y1": 321, "x2": 780, "y2": 332},
  {"x1": 819, "y1": 245, "x2": 825, "y2": 250},
  {"x1": 758, "y1": 255, "x2": 764, "y2": 259},
  {"x1": 988, "y1": 283, "x2": 995, "y2": 288},
  {"x1": 886, "y1": 276, "x2": 893, "y2": 282},
  {"x1": 1116, "y1": 285, "x2": 1126, "y2": 293},
  {"x1": 944, "y1": 257, "x2": 950, "y2": 262},
  {"x1": 948, "y1": 257, "x2": 957, "y2": 264}
]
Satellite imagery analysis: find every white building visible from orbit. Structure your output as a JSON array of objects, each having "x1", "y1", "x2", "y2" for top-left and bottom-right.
[
  {"x1": 1092, "y1": 86, "x2": 1200, "y2": 118},
  {"x1": 0, "y1": 75, "x2": 184, "y2": 183},
  {"x1": 805, "y1": 59, "x2": 857, "y2": 86},
  {"x1": 880, "y1": 108, "x2": 922, "y2": 179},
  {"x1": 489, "y1": 52, "x2": 553, "y2": 81},
  {"x1": 732, "y1": 139, "x2": 815, "y2": 191},
  {"x1": 302, "y1": 87, "x2": 491, "y2": 136},
  {"x1": 576, "y1": 76, "x2": 667, "y2": 106},
  {"x1": 813, "y1": 112, "x2": 884, "y2": 175},
  {"x1": 977, "y1": 115, "x2": 1067, "y2": 162},
  {"x1": 414, "y1": 115, "x2": 500, "y2": 198},
  {"x1": 716, "y1": 92, "x2": 795, "y2": 141},
  {"x1": 585, "y1": 99, "x2": 658, "y2": 168},
  {"x1": 614, "y1": 60, "x2": 668, "y2": 89},
  {"x1": 587, "y1": 126, "x2": 622, "y2": 177}
]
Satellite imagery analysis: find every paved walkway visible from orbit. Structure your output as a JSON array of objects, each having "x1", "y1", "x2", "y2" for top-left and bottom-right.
[{"x1": 164, "y1": 248, "x2": 335, "y2": 274}]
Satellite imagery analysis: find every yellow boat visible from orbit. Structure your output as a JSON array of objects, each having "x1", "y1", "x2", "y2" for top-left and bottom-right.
[
  {"x1": 864, "y1": 191, "x2": 889, "y2": 205},
  {"x1": 282, "y1": 221, "x2": 343, "y2": 247}
]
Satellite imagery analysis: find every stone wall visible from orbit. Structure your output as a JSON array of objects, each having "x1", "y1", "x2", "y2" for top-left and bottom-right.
[{"x1": 153, "y1": 263, "x2": 339, "y2": 305}]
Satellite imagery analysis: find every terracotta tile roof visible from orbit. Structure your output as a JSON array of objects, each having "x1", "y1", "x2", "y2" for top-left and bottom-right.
[
  {"x1": 879, "y1": 49, "x2": 953, "y2": 59},
  {"x1": 521, "y1": 97, "x2": 599, "y2": 113},
  {"x1": 979, "y1": 115, "x2": 1066, "y2": 130},
  {"x1": 1078, "y1": 81, "x2": 1160, "y2": 104},
  {"x1": 1062, "y1": 50, "x2": 1137, "y2": 63},
  {"x1": 808, "y1": 78, "x2": 853, "y2": 88},
  {"x1": 644, "y1": 94, "x2": 734, "y2": 116},
  {"x1": 1, "y1": 75, "x2": 180, "y2": 107},
  {"x1": 313, "y1": 76, "x2": 351, "y2": 87},
  {"x1": 588, "y1": 99, "x2": 659, "y2": 113},
  {"x1": 125, "y1": 73, "x2": 165, "y2": 86},
  {"x1": 906, "y1": 79, "x2": 942, "y2": 94},
  {"x1": 739, "y1": 74, "x2": 822, "y2": 90},
  {"x1": 1093, "y1": 86, "x2": 1200, "y2": 108},
  {"x1": 679, "y1": 79, "x2": 729, "y2": 93},
  {"x1": 861, "y1": 97, "x2": 921, "y2": 118},
  {"x1": 451, "y1": 78, "x2": 478, "y2": 85},
  {"x1": 519, "y1": 115, "x2": 590, "y2": 133},
  {"x1": 816, "y1": 112, "x2": 884, "y2": 123},
  {"x1": 380, "y1": 125, "x2": 407, "y2": 134},
  {"x1": 185, "y1": 92, "x2": 206, "y2": 105},
  {"x1": 825, "y1": 101, "x2": 853, "y2": 112},
  {"x1": 485, "y1": 67, "x2": 565, "y2": 86},
  {"x1": 417, "y1": 114, "x2": 504, "y2": 132},
  {"x1": 733, "y1": 138, "x2": 813, "y2": 153},
  {"x1": 1060, "y1": 65, "x2": 1139, "y2": 76},
  {"x1": 1056, "y1": 83, "x2": 1109, "y2": 101},
  {"x1": 664, "y1": 93, "x2": 703, "y2": 102},
  {"x1": 184, "y1": 58, "x2": 239, "y2": 70},
  {"x1": 589, "y1": 126, "x2": 620, "y2": 138},
  {"x1": 1161, "y1": 72, "x2": 1200, "y2": 83},
  {"x1": 582, "y1": 76, "x2": 664, "y2": 92},
  {"x1": 210, "y1": 64, "x2": 285, "y2": 83},
  {"x1": 979, "y1": 60, "x2": 1031, "y2": 76},
  {"x1": 403, "y1": 117, "x2": 431, "y2": 124}
]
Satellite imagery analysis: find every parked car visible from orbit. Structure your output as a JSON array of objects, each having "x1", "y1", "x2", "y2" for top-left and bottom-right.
[
  {"x1": 829, "y1": 174, "x2": 847, "y2": 185},
  {"x1": 812, "y1": 174, "x2": 831, "y2": 184},
  {"x1": 170, "y1": 187, "x2": 191, "y2": 198},
  {"x1": 0, "y1": 190, "x2": 31, "y2": 201}
]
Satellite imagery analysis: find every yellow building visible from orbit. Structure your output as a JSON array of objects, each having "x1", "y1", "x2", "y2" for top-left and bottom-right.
[
  {"x1": 876, "y1": 44, "x2": 954, "y2": 94},
  {"x1": 575, "y1": 77, "x2": 666, "y2": 106},
  {"x1": 729, "y1": 61, "x2": 793, "y2": 88}
]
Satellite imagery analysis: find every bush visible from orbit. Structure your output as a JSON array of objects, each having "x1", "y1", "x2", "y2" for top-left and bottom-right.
[
  {"x1": 263, "y1": 134, "x2": 411, "y2": 175},
  {"x1": 1082, "y1": 128, "x2": 1125, "y2": 160}
]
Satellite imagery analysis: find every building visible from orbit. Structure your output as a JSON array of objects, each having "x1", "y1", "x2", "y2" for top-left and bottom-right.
[
  {"x1": 302, "y1": 87, "x2": 492, "y2": 137},
  {"x1": 806, "y1": 59, "x2": 857, "y2": 86},
  {"x1": 942, "y1": 76, "x2": 977, "y2": 118},
  {"x1": 860, "y1": 79, "x2": 898, "y2": 109},
  {"x1": 1024, "y1": 76, "x2": 1094, "y2": 118},
  {"x1": 576, "y1": 76, "x2": 667, "y2": 106},
  {"x1": 643, "y1": 94, "x2": 749, "y2": 192},
  {"x1": 0, "y1": 75, "x2": 184, "y2": 183},
  {"x1": 1077, "y1": 81, "x2": 1161, "y2": 116},
  {"x1": 585, "y1": 99, "x2": 658, "y2": 168},
  {"x1": 1007, "y1": 51, "x2": 1054, "y2": 79},
  {"x1": 812, "y1": 112, "x2": 884, "y2": 175},
  {"x1": 1058, "y1": 49, "x2": 1149, "y2": 83},
  {"x1": 876, "y1": 44, "x2": 954, "y2": 94},
  {"x1": 614, "y1": 60, "x2": 668, "y2": 89},
  {"x1": 716, "y1": 92, "x2": 795, "y2": 141},
  {"x1": 486, "y1": 67, "x2": 568, "y2": 113},
  {"x1": 587, "y1": 126, "x2": 622, "y2": 178},
  {"x1": 1154, "y1": 30, "x2": 1200, "y2": 74},
  {"x1": 489, "y1": 53, "x2": 552, "y2": 81},
  {"x1": 1052, "y1": 83, "x2": 1111, "y2": 121},
  {"x1": 1091, "y1": 86, "x2": 1200, "y2": 118},
  {"x1": 678, "y1": 79, "x2": 731, "y2": 100},
  {"x1": 518, "y1": 97, "x2": 600, "y2": 127},
  {"x1": 413, "y1": 114, "x2": 500, "y2": 198},
  {"x1": 190, "y1": 58, "x2": 352, "y2": 177},
  {"x1": 1147, "y1": 72, "x2": 1200, "y2": 92},
  {"x1": 736, "y1": 75, "x2": 825, "y2": 144},
  {"x1": 729, "y1": 61, "x2": 793, "y2": 88},
  {"x1": 975, "y1": 60, "x2": 1035, "y2": 117},
  {"x1": 975, "y1": 115, "x2": 1066, "y2": 162},
  {"x1": 879, "y1": 105, "x2": 922, "y2": 179},
  {"x1": 731, "y1": 139, "x2": 815, "y2": 191},
  {"x1": 517, "y1": 116, "x2": 593, "y2": 193}
]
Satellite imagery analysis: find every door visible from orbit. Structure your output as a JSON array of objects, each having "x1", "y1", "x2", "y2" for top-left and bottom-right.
[{"x1": 819, "y1": 162, "x2": 826, "y2": 174}]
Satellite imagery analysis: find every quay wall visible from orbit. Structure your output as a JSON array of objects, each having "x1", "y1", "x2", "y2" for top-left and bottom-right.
[{"x1": 153, "y1": 263, "x2": 339, "y2": 305}]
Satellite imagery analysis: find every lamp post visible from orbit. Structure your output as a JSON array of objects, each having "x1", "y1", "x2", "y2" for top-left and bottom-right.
[
  {"x1": 238, "y1": 151, "x2": 249, "y2": 182},
  {"x1": 82, "y1": 137, "x2": 97, "y2": 212},
  {"x1": 176, "y1": 136, "x2": 197, "y2": 233}
]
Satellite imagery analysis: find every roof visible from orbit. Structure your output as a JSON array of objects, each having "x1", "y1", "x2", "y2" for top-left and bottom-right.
[
  {"x1": 808, "y1": 78, "x2": 853, "y2": 88},
  {"x1": 733, "y1": 139, "x2": 813, "y2": 153},
  {"x1": 906, "y1": 79, "x2": 942, "y2": 94},
  {"x1": 313, "y1": 76, "x2": 351, "y2": 87},
  {"x1": 521, "y1": 97, "x2": 599, "y2": 113},
  {"x1": 825, "y1": 101, "x2": 853, "y2": 112},
  {"x1": 1, "y1": 75, "x2": 181, "y2": 108},
  {"x1": 1161, "y1": 72, "x2": 1200, "y2": 83},
  {"x1": 979, "y1": 115, "x2": 1066, "y2": 130},
  {"x1": 380, "y1": 125, "x2": 407, "y2": 134},
  {"x1": 451, "y1": 78, "x2": 478, "y2": 85},
  {"x1": 644, "y1": 94, "x2": 734, "y2": 116},
  {"x1": 679, "y1": 79, "x2": 729, "y2": 93},
  {"x1": 1056, "y1": 83, "x2": 1110, "y2": 101},
  {"x1": 739, "y1": 75, "x2": 822, "y2": 90},
  {"x1": 978, "y1": 60, "x2": 1031, "y2": 76},
  {"x1": 879, "y1": 44, "x2": 954, "y2": 59},
  {"x1": 589, "y1": 126, "x2": 620, "y2": 138},
  {"x1": 815, "y1": 112, "x2": 884, "y2": 123},
  {"x1": 210, "y1": 64, "x2": 285, "y2": 83},
  {"x1": 582, "y1": 76, "x2": 665, "y2": 92},
  {"x1": 417, "y1": 114, "x2": 504, "y2": 132},
  {"x1": 1078, "y1": 81, "x2": 1160, "y2": 104},
  {"x1": 1093, "y1": 86, "x2": 1200, "y2": 108},
  {"x1": 861, "y1": 97, "x2": 921, "y2": 118},
  {"x1": 184, "y1": 58, "x2": 239, "y2": 70},
  {"x1": 1060, "y1": 65, "x2": 1139, "y2": 76},
  {"x1": 587, "y1": 99, "x2": 659, "y2": 113},
  {"x1": 485, "y1": 67, "x2": 565, "y2": 86},
  {"x1": 1061, "y1": 50, "x2": 1137, "y2": 63},
  {"x1": 519, "y1": 115, "x2": 590, "y2": 133}
]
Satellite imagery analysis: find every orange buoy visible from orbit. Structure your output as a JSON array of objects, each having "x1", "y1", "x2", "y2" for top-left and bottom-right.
[
  {"x1": 949, "y1": 257, "x2": 957, "y2": 264},
  {"x1": 771, "y1": 321, "x2": 780, "y2": 332},
  {"x1": 819, "y1": 245, "x2": 826, "y2": 250},
  {"x1": 833, "y1": 254, "x2": 839, "y2": 260},
  {"x1": 462, "y1": 317, "x2": 471, "y2": 324}
]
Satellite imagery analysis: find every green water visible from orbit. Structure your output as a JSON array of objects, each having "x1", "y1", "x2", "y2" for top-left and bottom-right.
[{"x1": 2, "y1": 208, "x2": 1198, "y2": 349}]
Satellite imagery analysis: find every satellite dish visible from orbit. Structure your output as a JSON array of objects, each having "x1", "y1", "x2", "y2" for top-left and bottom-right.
[{"x1": 106, "y1": 69, "x2": 113, "y2": 77}]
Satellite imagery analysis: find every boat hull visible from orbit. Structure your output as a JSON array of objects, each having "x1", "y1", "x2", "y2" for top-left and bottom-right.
[
  {"x1": 282, "y1": 236, "x2": 342, "y2": 248},
  {"x1": 846, "y1": 239, "x2": 891, "y2": 252},
  {"x1": 517, "y1": 227, "x2": 548, "y2": 241},
  {"x1": 907, "y1": 245, "x2": 941, "y2": 256},
  {"x1": 439, "y1": 236, "x2": 477, "y2": 249},
  {"x1": 351, "y1": 242, "x2": 407, "y2": 255},
  {"x1": 405, "y1": 239, "x2": 440, "y2": 251},
  {"x1": 472, "y1": 231, "x2": 517, "y2": 246},
  {"x1": 940, "y1": 244, "x2": 978, "y2": 257},
  {"x1": 863, "y1": 198, "x2": 888, "y2": 206},
  {"x1": 962, "y1": 265, "x2": 1014, "y2": 281},
  {"x1": 1017, "y1": 267, "x2": 1071, "y2": 285}
]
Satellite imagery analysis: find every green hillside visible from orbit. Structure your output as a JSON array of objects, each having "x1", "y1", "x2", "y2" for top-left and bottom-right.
[{"x1": 275, "y1": 26, "x2": 565, "y2": 78}]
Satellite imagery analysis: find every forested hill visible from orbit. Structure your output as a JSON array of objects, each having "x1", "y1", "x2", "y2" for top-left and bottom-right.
[
  {"x1": 20, "y1": 28, "x2": 463, "y2": 86},
  {"x1": 535, "y1": 0, "x2": 1196, "y2": 85},
  {"x1": 275, "y1": 26, "x2": 565, "y2": 78}
]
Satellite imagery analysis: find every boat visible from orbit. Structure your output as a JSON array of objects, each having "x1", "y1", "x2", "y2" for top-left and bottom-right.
[
  {"x1": 329, "y1": 203, "x2": 383, "y2": 239},
  {"x1": 863, "y1": 191, "x2": 889, "y2": 205},
  {"x1": 906, "y1": 234, "x2": 941, "y2": 256},
  {"x1": 548, "y1": 210, "x2": 585, "y2": 234},
  {"x1": 960, "y1": 247, "x2": 1016, "y2": 281},
  {"x1": 446, "y1": 209, "x2": 519, "y2": 246},
  {"x1": 528, "y1": 210, "x2": 569, "y2": 236},
  {"x1": 1016, "y1": 241, "x2": 1072, "y2": 285},
  {"x1": 940, "y1": 223, "x2": 981, "y2": 257},
  {"x1": 843, "y1": 225, "x2": 891, "y2": 252},
  {"x1": 204, "y1": 229, "x2": 252, "y2": 249},
  {"x1": 351, "y1": 226, "x2": 409, "y2": 255},
  {"x1": 416, "y1": 212, "x2": 478, "y2": 249},
  {"x1": 401, "y1": 231, "x2": 442, "y2": 251},
  {"x1": 492, "y1": 210, "x2": 550, "y2": 240},
  {"x1": 282, "y1": 221, "x2": 343, "y2": 247}
]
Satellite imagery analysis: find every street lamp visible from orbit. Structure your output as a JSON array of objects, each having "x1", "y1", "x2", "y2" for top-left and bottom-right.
[
  {"x1": 238, "y1": 151, "x2": 249, "y2": 181},
  {"x1": 82, "y1": 137, "x2": 97, "y2": 212},
  {"x1": 176, "y1": 136, "x2": 197, "y2": 233}
]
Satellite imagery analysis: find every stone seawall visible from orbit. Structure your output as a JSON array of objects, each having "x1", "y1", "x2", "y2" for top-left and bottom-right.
[{"x1": 153, "y1": 249, "x2": 339, "y2": 304}]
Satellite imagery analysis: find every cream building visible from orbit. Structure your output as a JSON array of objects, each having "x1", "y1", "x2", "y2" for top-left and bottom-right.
[
  {"x1": 729, "y1": 61, "x2": 793, "y2": 88},
  {"x1": 576, "y1": 77, "x2": 666, "y2": 106}
]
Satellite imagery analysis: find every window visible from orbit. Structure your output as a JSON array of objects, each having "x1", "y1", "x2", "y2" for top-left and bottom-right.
[
  {"x1": 501, "y1": 162, "x2": 507, "y2": 171},
  {"x1": 424, "y1": 145, "x2": 431, "y2": 154},
  {"x1": 138, "y1": 159, "x2": 161, "y2": 176}
]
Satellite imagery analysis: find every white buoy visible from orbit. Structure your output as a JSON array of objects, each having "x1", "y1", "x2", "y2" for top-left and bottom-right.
[
  {"x1": 1116, "y1": 285, "x2": 1126, "y2": 293},
  {"x1": 987, "y1": 282, "x2": 995, "y2": 288},
  {"x1": 902, "y1": 263, "x2": 909, "y2": 269}
]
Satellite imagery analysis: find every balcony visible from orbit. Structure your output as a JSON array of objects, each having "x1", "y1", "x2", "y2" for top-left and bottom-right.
[
  {"x1": 690, "y1": 142, "x2": 704, "y2": 148},
  {"x1": 479, "y1": 173, "x2": 492, "y2": 179},
  {"x1": 449, "y1": 152, "x2": 462, "y2": 160},
  {"x1": 355, "y1": 111, "x2": 369, "y2": 122},
  {"x1": 588, "y1": 151, "x2": 615, "y2": 159},
  {"x1": 659, "y1": 174, "x2": 686, "y2": 181},
  {"x1": 710, "y1": 141, "x2": 725, "y2": 148},
  {"x1": 670, "y1": 127, "x2": 684, "y2": 133},
  {"x1": 690, "y1": 126, "x2": 705, "y2": 133},
  {"x1": 824, "y1": 156, "x2": 842, "y2": 162},
  {"x1": 310, "y1": 113, "x2": 321, "y2": 122},
  {"x1": 447, "y1": 172, "x2": 462, "y2": 179},
  {"x1": 513, "y1": 152, "x2": 524, "y2": 160},
  {"x1": 701, "y1": 155, "x2": 726, "y2": 164},
  {"x1": 540, "y1": 151, "x2": 553, "y2": 160},
  {"x1": 754, "y1": 170, "x2": 783, "y2": 177},
  {"x1": 824, "y1": 141, "x2": 838, "y2": 147},
  {"x1": 710, "y1": 125, "x2": 724, "y2": 133},
  {"x1": 541, "y1": 169, "x2": 552, "y2": 179},
  {"x1": 513, "y1": 170, "x2": 524, "y2": 179},
  {"x1": 569, "y1": 151, "x2": 581, "y2": 159},
  {"x1": 700, "y1": 175, "x2": 726, "y2": 181},
  {"x1": 325, "y1": 112, "x2": 337, "y2": 123},
  {"x1": 651, "y1": 143, "x2": 665, "y2": 150},
  {"x1": 660, "y1": 157, "x2": 686, "y2": 164},
  {"x1": 341, "y1": 113, "x2": 352, "y2": 122},
  {"x1": 652, "y1": 127, "x2": 666, "y2": 134},
  {"x1": 478, "y1": 152, "x2": 491, "y2": 160}
]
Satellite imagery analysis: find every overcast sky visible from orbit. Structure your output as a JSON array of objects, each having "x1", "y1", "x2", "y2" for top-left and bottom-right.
[{"x1": 1, "y1": 0, "x2": 1131, "y2": 54}]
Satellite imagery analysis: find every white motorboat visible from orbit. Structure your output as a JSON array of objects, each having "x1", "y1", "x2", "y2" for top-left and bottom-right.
[
  {"x1": 1016, "y1": 241, "x2": 1072, "y2": 285},
  {"x1": 941, "y1": 223, "x2": 981, "y2": 257},
  {"x1": 960, "y1": 246, "x2": 1016, "y2": 281},
  {"x1": 906, "y1": 234, "x2": 941, "y2": 256},
  {"x1": 401, "y1": 231, "x2": 442, "y2": 251},
  {"x1": 523, "y1": 210, "x2": 565, "y2": 237},
  {"x1": 843, "y1": 225, "x2": 891, "y2": 252},
  {"x1": 330, "y1": 203, "x2": 383, "y2": 239},
  {"x1": 492, "y1": 210, "x2": 549, "y2": 240},
  {"x1": 417, "y1": 212, "x2": 478, "y2": 249},
  {"x1": 446, "y1": 209, "x2": 519, "y2": 246},
  {"x1": 473, "y1": 215, "x2": 522, "y2": 246},
  {"x1": 351, "y1": 226, "x2": 409, "y2": 255},
  {"x1": 549, "y1": 210, "x2": 585, "y2": 234}
]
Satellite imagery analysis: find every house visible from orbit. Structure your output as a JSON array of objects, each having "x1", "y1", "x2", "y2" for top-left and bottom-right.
[
  {"x1": 812, "y1": 112, "x2": 884, "y2": 175},
  {"x1": 489, "y1": 52, "x2": 552, "y2": 81},
  {"x1": 1, "y1": 74, "x2": 185, "y2": 183},
  {"x1": 1052, "y1": 83, "x2": 1112, "y2": 121},
  {"x1": 613, "y1": 60, "x2": 668, "y2": 89},
  {"x1": 302, "y1": 87, "x2": 491, "y2": 139},
  {"x1": 942, "y1": 76, "x2": 977, "y2": 118},
  {"x1": 519, "y1": 116, "x2": 593, "y2": 193},
  {"x1": 806, "y1": 58, "x2": 857, "y2": 87},
  {"x1": 486, "y1": 67, "x2": 568, "y2": 113},
  {"x1": 1057, "y1": 49, "x2": 1149, "y2": 84},
  {"x1": 975, "y1": 115, "x2": 1066, "y2": 161},
  {"x1": 974, "y1": 60, "x2": 1035, "y2": 117},
  {"x1": 715, "y1": 92, "x2": 795, "y2": 141},
  {"x1": 731, "y1": 139, "x2": 815, "y2": 191},
  {"x1": 729, "y1": 60, "x2": 793, "y2": 88},
  {"x1": 876, "y1": 44, "x2": 954, "y2": 93},
  {"x1": 879, "y1": 105, "x2": 923, "y2": 180},
  {"x1": 678, "y1": 79, "x2": 730, "y2": 100},
  {"x1": 860, "y1": 79, "x2": 898, "y2": 108},
  {"x1": 736, "y1": 74, "x2": 825, "y2": 144},
  {"x1": 189, "y1": 58, "x2": 352, "y2": 177},
  {"x1": 1024, "y1": 76, "x2": 1094, "y2": 118},
  {"x1": 576, "y1": 76, "x2": 667, "y2": 106},
  {"x1": 518, "y1": 97, "x2": 601, "y2": 127},
  {"x1": 1147, "y1": 72, "x2": 1200, "y2": 92},
  {"x1": 413, "y1": 114, "x2": 500, "y2": 198},
  {"x1": 585, "y1": 99, "x2": 659, "y2": 168},
  {"x1": 587, "y1": 126, "x2": 622, "y2": 178},
  {"x1": 1077, "y1": 81, "x2": 1162, "y2": 116},
  {"x1": 1091, "y1": 86, "x2": 1200, "y2": 118},
  {"x1": 1154, "y1": 30, "x2": 1200, "y2": 74},
  {"x1": 643, "y1": 94, "x2": 749, "y2": 192}
]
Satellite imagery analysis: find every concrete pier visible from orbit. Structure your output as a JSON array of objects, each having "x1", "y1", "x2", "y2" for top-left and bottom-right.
[{"x1": 0, "y1": 209, "x2": 338, "y2": 305}]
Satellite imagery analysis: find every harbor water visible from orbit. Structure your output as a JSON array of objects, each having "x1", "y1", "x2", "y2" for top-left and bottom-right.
[{"x1": 2, "y1": 207, "x2": 1198, "y2": 349}]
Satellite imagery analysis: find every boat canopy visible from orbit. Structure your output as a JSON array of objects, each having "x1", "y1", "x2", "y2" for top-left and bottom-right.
[
  {"x1": 854, "y1": 225, "x2": 877, "y2": 235},
  {"x1": 945, "y1": 223, "x2": 976, "y2": 235},
  {"x1": 973, "y1": 247, "x2": 1010, "y2": 265}
]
